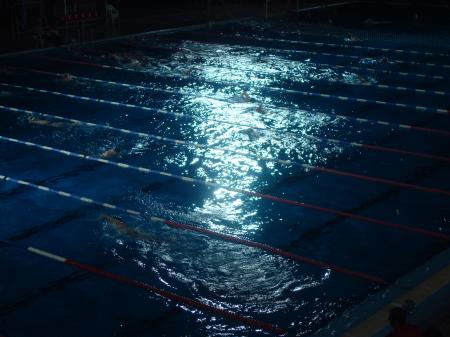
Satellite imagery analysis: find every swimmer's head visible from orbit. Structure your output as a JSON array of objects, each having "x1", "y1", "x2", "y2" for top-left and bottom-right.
[{"x1": 62, "y1": 73, "x2": 72, "y2": 81}]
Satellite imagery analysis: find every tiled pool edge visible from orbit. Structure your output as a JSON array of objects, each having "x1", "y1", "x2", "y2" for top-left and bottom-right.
[{"x1": 313, "y1": 246, "x2": 450, "y2": 337}]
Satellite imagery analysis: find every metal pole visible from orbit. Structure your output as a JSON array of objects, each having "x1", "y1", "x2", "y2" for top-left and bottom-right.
[
  {"x1": 265, "y1": 0, "x2": 269, "y2": 19},
  {"x1": 64, "y1": 0, "x2": 69, "y2": 41},
  {"x1": 208, "y1": 0, "x2": 211, "y2": 21}
]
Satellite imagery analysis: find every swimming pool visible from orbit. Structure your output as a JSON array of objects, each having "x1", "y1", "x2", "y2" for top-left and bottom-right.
[{"x1": 0, "y1": 10, "x2": 450, "y2": 337}]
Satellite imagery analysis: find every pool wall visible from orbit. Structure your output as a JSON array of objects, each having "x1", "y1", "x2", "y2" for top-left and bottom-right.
[{"x1": 313, "y1": 246, "x2": 450, "y2": 336}]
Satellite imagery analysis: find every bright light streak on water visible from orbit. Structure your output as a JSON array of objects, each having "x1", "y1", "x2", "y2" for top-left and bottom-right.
[{"x1": 151, "y1": 42, "x2": 345, "y2": 237}]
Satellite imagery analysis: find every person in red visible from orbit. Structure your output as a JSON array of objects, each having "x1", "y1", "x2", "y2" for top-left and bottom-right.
[{"x1": 385, "y1": 307, "x2": 422, "y2": 337}]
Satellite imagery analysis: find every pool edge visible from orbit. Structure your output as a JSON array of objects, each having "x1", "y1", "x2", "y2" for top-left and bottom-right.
[{"x1": 312, "y1": 246, "x2": 450, "y2": 337}]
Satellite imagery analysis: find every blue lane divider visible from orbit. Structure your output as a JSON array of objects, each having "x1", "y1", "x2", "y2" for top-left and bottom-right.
[
  {"x1": 1, "y1": 135, "x2": 450, "y2": 240},
  {"x1": 0, "y1": 174, "x2": 390, "y2": 285}
]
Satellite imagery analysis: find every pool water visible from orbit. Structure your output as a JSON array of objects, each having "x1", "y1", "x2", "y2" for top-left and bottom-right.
[{"x1": 0, "y1": 13, "x2": 450, "y2": 337}]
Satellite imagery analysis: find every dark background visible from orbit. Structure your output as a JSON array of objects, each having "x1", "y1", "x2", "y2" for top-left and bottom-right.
[{"x1": 1, "y1": 0, "x2": 450, "y2": 54}]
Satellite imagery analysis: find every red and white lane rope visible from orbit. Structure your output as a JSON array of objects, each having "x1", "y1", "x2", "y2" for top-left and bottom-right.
[
  {"x1": 33, "y1": 55, "x2": 450, "y2": 115},
  {"x1": 1, "y1": 137, "x2": 449, "y2": 242},
  {"x1": 0, "y1": 174, "x2": 387, "y2": 284},
  {"x1": 0, "y1": 239, "x2": 285, "y2": 335},
  {"x1": 187, "y1": 34, "x2": 450, "y2": 70}
]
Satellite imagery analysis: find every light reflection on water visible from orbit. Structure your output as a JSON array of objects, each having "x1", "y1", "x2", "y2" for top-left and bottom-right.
[{"x1": 95, "y1": 30, "x2": 354, "y2": 336}]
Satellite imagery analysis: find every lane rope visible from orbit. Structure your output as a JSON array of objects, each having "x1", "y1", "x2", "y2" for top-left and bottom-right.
[
  {"x1": 187, "y1": 38, "x2": 450, "y2": 79},
  {"x1": 1, "y1": 135, "x2": 449, "y2": 241},
  {"x1": 3, "y1": 66, "x2": 450, "y2": 162},
  {"x1": 2, "y1": 81, "x2": 450, "y2": 142},
  {"x1": 81, "y1": 44, "x2": 450, "y2": 99},
  {"x1": 3, "y1": 102, "x2": 450, "y2": 164},
  {"x1": 0, "y1": 239, "x2": 286, "y2": 335},
  {"x1": 0, "y1": 175, "x2": 388, "y2": 284},
  {"x1": 0, "y1": 105, "x2": 450, "y2": 196},
  {"x1": 185, "y1": 34, "x2": 450, "y2": 70},
  {"x1": 304, "y1": 61, "x2": 450, "y2": 95},
  {"x1": 112, "y1": 42, "x2": 450, "y2": 96},
  {"x1": 124, "y1": 39, "x2": 450, "y2": 80},
  {"x1": 234, "y1": 31, "x2": 450, "y2": 58},
  {"x1": 32, "y1": 55, "x2": 450, "y2": 115},
  {"x1": 41, "y1": 51, "x2": 450, "y2": 83}
]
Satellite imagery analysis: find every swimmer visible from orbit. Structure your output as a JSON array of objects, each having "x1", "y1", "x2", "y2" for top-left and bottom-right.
[
  {"x1": 0, "y1": 90, "x2": 12, "y2": 97},
  {"x1": 256, "y1": 103, "x2": 266, "y2": 113},
  {"x1": 241, "y1": 90, "x2": 253, "y2": 103},
  {"x1": 100, "y1": 214, "x2": 161, "y2": 242},
  {"x1": 358, "y1": 75, "x2": 369, "y2": 84},
  {"x1": 184, "y1": 66, "x2": 200, "y2": 76},
  {"x1": 27, "y1": 116, "x2": 68, "y2": 128},
  {"x1": 27, "y1": 116, "x2": 50, "y2": 126},
  {"x1": 61, "y1": 73, "x2": 73, "y2": 82},
  {"x1": 381, "y1": 56, "x2": 389, "y2": 64},
  {"x1": 125, "y1": 59, "x2": 143, "y2": 69},
  {"x1": 100, "y1": 147, "x2": 119, "y2": 158},
  {"x1": 111, "y1": 53, "x2": 122, "y2": 62},
  {"x1": 363, "y1": 18, "x2": 391, "y2": 26},
  {"x1": 345, "y1": 33, "x2": 361, "y2": 42},
  {"x1": 240, "y1": 127, "x2": 263, "y2": 141},
  {"x1": 160, "y1": 63, "x2": 172, "y2": 72}
]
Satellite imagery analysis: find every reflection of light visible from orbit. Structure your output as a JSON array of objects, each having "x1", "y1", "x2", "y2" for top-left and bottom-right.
[{"x1": 158, "y1": 40, "x2": 343, "y2": 237}]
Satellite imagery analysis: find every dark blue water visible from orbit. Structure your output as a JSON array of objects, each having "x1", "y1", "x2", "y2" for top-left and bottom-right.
[{"x1": 0, "y1": 15, "x2": 449, "y2": 337}]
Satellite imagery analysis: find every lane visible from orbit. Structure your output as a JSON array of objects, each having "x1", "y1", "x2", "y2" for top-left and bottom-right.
[
  {"x1": 79, "y1": 44, "x2": 450, "y2": 97},
  {"x1": 173, "y1": 33, "x2": 450, "y2": 70},
  {"x1": 2, "y1": 67, "x2": 450, "y2": 162},
  {"x1": 107, "y1": 42, "x2": 450, "y2": 95},
  {"x1": 1, "y1": 135, "x2": 449, "y2": 241},
  {"x1": 3, "y1": 104, "x2": 450, "y2": 163},
  {"x1": 0, "y1": 240, "x2": 286, "y2": 335},
  {"x1": 3, "y1": 75, "x2": 450, "y2": 138},
  {"x1": 0, "y1": 175, "x2": 387, "y2": 284}
]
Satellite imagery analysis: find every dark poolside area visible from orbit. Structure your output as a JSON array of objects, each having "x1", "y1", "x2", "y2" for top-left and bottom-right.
[{"x1": 0, "y1": 1, "x2": 450, "y2": 337}]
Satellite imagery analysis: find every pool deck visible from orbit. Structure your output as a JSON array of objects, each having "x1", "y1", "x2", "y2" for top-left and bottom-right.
[{"x1": 313, "y1": 246, "x2": 450, "y2": 337}]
